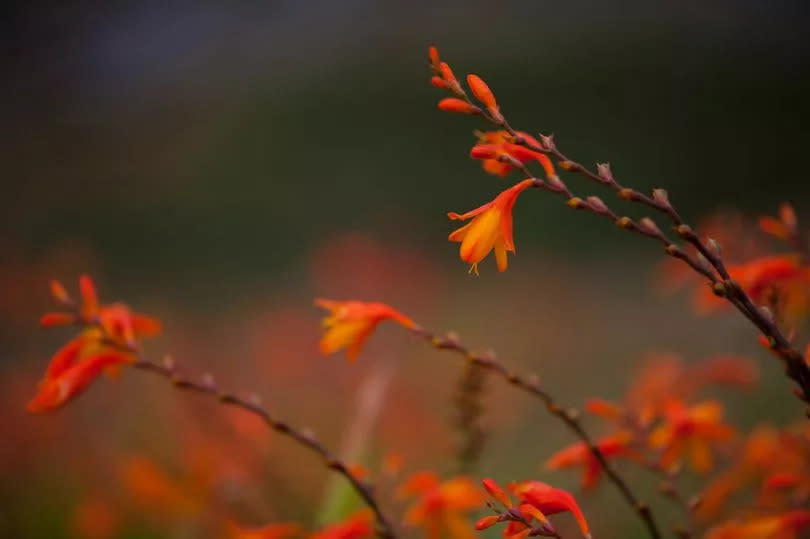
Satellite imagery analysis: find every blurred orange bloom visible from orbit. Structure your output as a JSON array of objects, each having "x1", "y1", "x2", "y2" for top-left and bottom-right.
[
  {"x1": 448, "y1": 178, "x2": 534, "y2": 274},
  {"x1": 399, "y1": 471, "x2": 485, "y2": 539},
  {"x1": 471, "y1": 131, "x2": 555, "y2": 179},
  {"x1": 71, "y1": 498, "x2": 120, "y2": 539},
  {"x1": 545, "y1": 431, "x2": 636, "y2": 489},
  {"x1": 120, "y1": 455, "x2": 200, "y2": 516},
  {"x1": 706, "y1": 511, "x2": 810, "y2": 539},
  {"x1": 308, "y1": 511, "x2": 374, "y2": 539},
  {"x1": 508, "y1": 481, "x2": 591, "y2": 539},
  {"x1": 227, "y1": 521, "x2": 301, "y2": 539},
  {"x1": 315, "y1": 299, "x2": 414, "y2": 361},
  {"x1": 649, "y1": 400, "x2": 735, "y2": 473}
]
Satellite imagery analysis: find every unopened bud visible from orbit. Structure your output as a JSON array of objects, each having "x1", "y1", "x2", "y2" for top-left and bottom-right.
[
  {"x1": 596, "y1": 162, "x2": 614, "y2": 183},
  {"x1": 540, "y1": 134, "x2": 556, "y2": 150},
  {"x1": 567, "y1": 197, "x2": 585, "y2": 209},
  {"x1": 615, "y1": 216, "x2": 633, "y2": 229},
  {"x1": 586, "y1": 196, "x2": 608, "y2": 213},
  {"x1": 706, "y1": 237, "x2": 722, "y2": 256},
  {"x1": 638, "y1": 217, "x2": 662, "y2": 237},
  {"x1": 618, "y1": 187, "x2": 634, "y2": 200},
  {"x1": 558, "y1": 160, "x2": 576, "y2": 171},
  {"x1": 652, "y1": 188, "x2": 670, "y2": 205}
]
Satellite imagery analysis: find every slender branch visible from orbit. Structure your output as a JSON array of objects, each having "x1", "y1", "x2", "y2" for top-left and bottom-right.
[
  {"x1": 450, "y1": 76, "x2": 810, "y2": 413},
  {"x1": 86, "y1": 326, "x2": 398, "y2": 538},
  {"x1": 409, "y1": 326, "x2": 662, "y2": 539},
  {"x1": 535, "y1": 138, "x2": 810, "y2": 411}
]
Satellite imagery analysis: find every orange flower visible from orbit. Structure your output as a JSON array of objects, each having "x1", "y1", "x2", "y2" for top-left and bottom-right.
[
  {"x1": 470, "y1": 131, "x2": 555, "y2": 179},
  {"x1": 448, "y1": 179, "x2": 534, "y2": 274},
  {"x1": 308, "y1": 511, "x2": 374, "y2": 539},
  {"x1": 399, "y1": 471, "x2": 485, "y2": 539},
  {"x1": 509, "y1": 481, "x2": 591, "y2": 539},
  {"x1": 27, "y1": 347, "x2": 131, "y2": 412},
  {"x1": 315, "y1": 299, "x2": 414, "y2": 361},
  {"x1": 545, "y1": 431, "x2": 636, "y2": 489},
  {"x1": 694, "y1": 255, "x2": 806, "y2": 315},
  {"x1": 649, "y1": 400, "x2": 735, "y2": 473},
  {"x1": 227, "y1": 521, "x2": 301, "y2": 539},
  {"x1": 706, "y1": 511, "x2": 810, "y2": 539},
  {"x1": 28, "y1": 276, "x2": 161, "y2": 412}
]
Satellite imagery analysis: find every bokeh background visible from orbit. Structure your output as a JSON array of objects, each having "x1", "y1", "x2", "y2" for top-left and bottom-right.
[{"x1": 3, "y1": 1, "x2": 810, "y2": 537}]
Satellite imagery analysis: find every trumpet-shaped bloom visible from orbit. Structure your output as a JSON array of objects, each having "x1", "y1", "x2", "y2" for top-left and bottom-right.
[
  {"x1": 649, "y1": 400, "x2": 735, "y2": 473},
  {"x1": 508, "y1": 481, "x2": 591, "y2": 539},
  {"x1": 315, "y1": 299, "x2": 414, "y2": 361},
  {"x1": 470, "y1": 131, "x2": 555, "y2": 179},
  {"x1": 448, "y1": 179, "x2": 534, "y2": 274},
  {"x1": 545, "y1": 431, "x2": 637, "y2": 489},
  {"x1": 399, "y1": 471, "x2": 485, "y2": 539}
]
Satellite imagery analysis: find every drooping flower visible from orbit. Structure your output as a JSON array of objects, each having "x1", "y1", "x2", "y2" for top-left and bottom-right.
[
  {"x1": 508, "y1": 481, "x2": 591, "y2": 539},
  {"x1": 315, "y1": 299, "x2": 414, "y2": 361},
  {"x1": 470, "y1": 131, "x2": 555, "y2": 179},
  {"x1": 399, "y1": 471, "x2": 486, "y2": 539},
  {"x1": 545, "y1": 431, "x2": 637, "y2": 489},
  {"x1": 649, "y1": 400, "x2": 735, "y2": 473},
  {"x1": 448, "y1": 179, "x2": 534, "y2": 274}
]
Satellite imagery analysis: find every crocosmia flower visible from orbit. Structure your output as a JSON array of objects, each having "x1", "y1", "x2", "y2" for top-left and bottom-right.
[
  {"x1": 649, "y1": 400, "x2": 735, "y2": 473},
  {"x1": 28, "y1": 275, "x2": 161, "y2": 412},
  {"x1": 545, "y1": 431, "x2": 637, "y2": 489},
  {"x1": 509, "y1": 481, "x2": 591, "y2": 539},
  {"x1": 399, "y1": 471, "x2": 485, "y2": 539},
  {"x1": 315, "y1": 299, "x2": 414, "y2": 361},
  {"x1": 470, "y1": 131, "x2": 555, "y2": 179},
  {"x1": 448, "y1": 179, "x2": 534, "y2": 274}
]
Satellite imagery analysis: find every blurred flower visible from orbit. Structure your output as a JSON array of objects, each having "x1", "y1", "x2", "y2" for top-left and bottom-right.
[
  {"x1": 706, "y1": 511, "x2": 810, "y2": 539},
  {"x1": 71, "y1": 498, "x2": 120, "y2": 539},
  {"x1": 227, "y1": 521, "x2": 301, "y2": 539},
  {"x1": 308, "y1": 511, "x2": 374, "y2": 539},
  {"x1": 315, "y1": 299, "x2": 414, "y2": 361},
  {"x1": 447, "y1": 178, "x2": 534, "y2": 274},
  {"x1": 545, "y1": 431, "x2": 637, "y2": 489},
  {"x1": 649, "y1": 400, "x2": 735, "y2": 473},
  {"x1": 399, "y1": 471, "x2": 485, "y2": 539}
]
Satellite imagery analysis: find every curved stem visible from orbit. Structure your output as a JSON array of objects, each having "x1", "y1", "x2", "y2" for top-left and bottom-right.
[{"x1": 410, "y1": 326, "x2": 662, "y2": 539}]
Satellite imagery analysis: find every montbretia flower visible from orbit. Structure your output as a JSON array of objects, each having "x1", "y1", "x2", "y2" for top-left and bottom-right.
[
  {"x1": 448, "y1": 179, "x2": 534, "y2": 274},
  {"x1": 28, "y1": 276, "x2": 161, "y2": 412},
  {"x1": 471, "y1": 131, "x2": 555, "y2": 179},
  {"x1": 508, "y1": 481, "x2": 591, "y2": 539},
  {"x1": 545, "y1": 430, "x2": 637, "y2": 489},
  {"x1": 649, "y1": 400, "x2": 735, "y2": 473},
  {"x1": 315, "y1": 299, "x2": 414, "y2": 361},
  {"x1": 399, "y1": 471, "x2": 485, "y2": 539}
]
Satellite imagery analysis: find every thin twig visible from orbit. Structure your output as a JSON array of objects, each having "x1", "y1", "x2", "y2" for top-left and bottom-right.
[
  {"x1": 86, "y1": 322, "x2": 398, "y2": 538},
  {"x1": 409, "y1": 326, "x2": 662, "y2": 539},
  {"x1": 445, "y1": 69, "x2": 810, "y2": 413}
]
